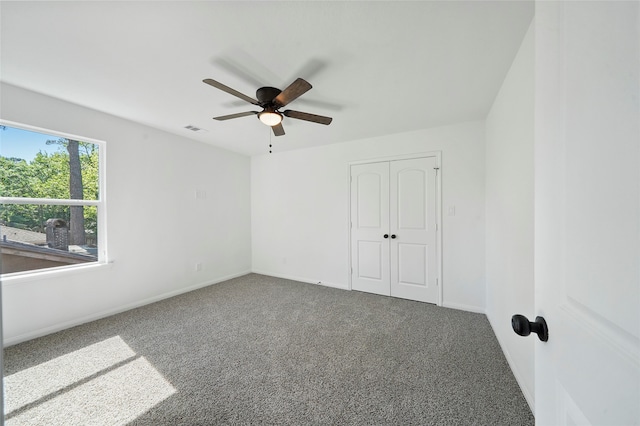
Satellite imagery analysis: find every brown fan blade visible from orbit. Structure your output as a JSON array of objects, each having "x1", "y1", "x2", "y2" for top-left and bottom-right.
[
  {"x1": 283, "y1": 110, "x2": 332, "y2": 125},
  {"x1": 272, "y1": 78, "x2": 312, "y2": 108},
  {"x1": 213, "y1": 111, "x2": 258, "y2": 121},
  {"x1": 272, "y1": 122, "x2": 285, "y2": 136},
  {"x1": 203, "y1": 79, "x2": 259, "y2": 105}
]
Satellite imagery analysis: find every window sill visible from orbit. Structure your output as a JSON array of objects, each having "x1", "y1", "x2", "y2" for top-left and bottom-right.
[{"x1": 1, "y1": 261, "x2": 113, "y2": 286}]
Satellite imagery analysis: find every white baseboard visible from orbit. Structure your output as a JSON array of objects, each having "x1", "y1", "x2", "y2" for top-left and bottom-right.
[
  {"x1": 250, "y1": 270, "x2": 349, "y2": 291},
  {"x1": 486, "y1": 313, "x2": 535, "y2": 413},
  {"x1": 441, "y1": 301, "x2": 485, "y2": 314},
  {"x1": 3, "y1": 270, "x2": 251, "y2": 347}
]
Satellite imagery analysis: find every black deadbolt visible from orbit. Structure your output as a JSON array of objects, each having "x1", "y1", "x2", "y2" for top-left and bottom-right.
[{"x1": 511, "y1": 314, "x2": 548, "y2": 342}]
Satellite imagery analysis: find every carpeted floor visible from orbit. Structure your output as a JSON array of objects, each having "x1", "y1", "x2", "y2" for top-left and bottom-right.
[{"x1": 4, "y1": 274, "x2": 534, "y2": 425}]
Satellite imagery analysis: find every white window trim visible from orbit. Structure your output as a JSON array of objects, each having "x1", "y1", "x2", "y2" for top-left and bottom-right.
[{"x1": 0, "y1": 119, "x2": 108, "y2": 279}]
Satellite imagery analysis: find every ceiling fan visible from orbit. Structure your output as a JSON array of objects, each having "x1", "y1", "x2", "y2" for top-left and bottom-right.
[{"x1": 203, "y1": 77, "x2": 332, "y2": 136}]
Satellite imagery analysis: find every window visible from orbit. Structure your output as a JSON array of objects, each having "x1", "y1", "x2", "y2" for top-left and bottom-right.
[{"x1": 0, "y1": 121, "x2": 106, "y2": 276}]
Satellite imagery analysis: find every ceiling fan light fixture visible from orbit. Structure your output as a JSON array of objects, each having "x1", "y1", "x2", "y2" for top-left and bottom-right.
[{"x1": 258, "y1": 110, "x2": 283, "y2": 126}]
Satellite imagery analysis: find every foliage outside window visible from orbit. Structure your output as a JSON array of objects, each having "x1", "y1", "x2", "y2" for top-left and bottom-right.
[{"x1": 0, "y1": 122, "x2": 105, "y2": 275}]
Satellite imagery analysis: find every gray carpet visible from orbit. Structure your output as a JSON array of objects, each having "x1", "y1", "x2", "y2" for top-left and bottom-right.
[{"x1": 4, "y1": 274, "x2": 534, "y2": 425}]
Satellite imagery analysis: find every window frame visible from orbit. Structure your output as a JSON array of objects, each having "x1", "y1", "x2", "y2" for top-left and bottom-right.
[{"x1": 0, "y1": 119, "x2": 108, "y2": 279}]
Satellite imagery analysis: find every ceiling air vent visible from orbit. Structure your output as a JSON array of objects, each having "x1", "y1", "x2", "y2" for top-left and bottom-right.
[{"x1": 184, "y1": 125, "x2": 207, "y2": 132}]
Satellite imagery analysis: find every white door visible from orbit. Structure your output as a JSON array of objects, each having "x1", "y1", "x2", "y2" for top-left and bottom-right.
[
  {"x1": 351, "y1": 157, "x2": 439, "y2": 304},
  {"x1": 535, "y1": 2, "x2": 639, "y2": 424},
  {"x1": 350, "y1": 162, "x2": 390, "y2": 296},
  {"x1": 390, "y1": 157, "x2": 438, "y2": 303}
]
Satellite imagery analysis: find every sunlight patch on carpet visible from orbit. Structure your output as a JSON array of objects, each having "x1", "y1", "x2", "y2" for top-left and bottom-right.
[{"x1": 5, "y1": 336, "x2": 176, "y2": 425}]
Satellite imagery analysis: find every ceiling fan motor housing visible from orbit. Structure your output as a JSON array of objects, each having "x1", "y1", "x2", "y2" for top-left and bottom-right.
[{"x1": 256, "y1": 87, "x2": 282, "y2": 106}]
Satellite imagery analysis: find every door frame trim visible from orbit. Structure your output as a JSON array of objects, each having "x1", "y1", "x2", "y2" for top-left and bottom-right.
[{"x1": 347, "y1": 151, "x2": 443, "y2": 306}]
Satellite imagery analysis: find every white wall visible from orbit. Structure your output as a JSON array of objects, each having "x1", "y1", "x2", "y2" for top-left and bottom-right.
[
  {"x1": 252, "y1": 121, "x2": 486, "y2": 312},
  {"x1": 1, "y1": 83, "x2": 252, "y2": 345},
  {"x1": 485, "y1": 22, "x2": 534, "y2": 409}
]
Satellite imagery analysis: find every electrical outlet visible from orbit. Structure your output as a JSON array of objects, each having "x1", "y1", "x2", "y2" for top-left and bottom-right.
[{"x1": 195, "y1": 263, "x2": 202, "y2": 272}]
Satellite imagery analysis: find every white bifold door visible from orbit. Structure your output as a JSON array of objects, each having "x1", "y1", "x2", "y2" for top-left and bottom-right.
[{"x1": 350, "y1": 157, "x2": 439, "y2": 304}]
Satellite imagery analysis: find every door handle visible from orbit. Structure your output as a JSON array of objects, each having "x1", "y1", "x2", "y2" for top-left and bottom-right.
[
  {"x1": 511, "y1": 314, "x2": 548, "y2": 342},
  {"x1": 383, "y1": 234, "x2": 389, "y2": 239},
  {"x1": 391, "y1": 234, "x2": 397, "y2": 239}
]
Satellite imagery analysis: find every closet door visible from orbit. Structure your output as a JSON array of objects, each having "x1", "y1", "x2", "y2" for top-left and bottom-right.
[
  {"x1": 350, "y1": 162, "x2": 390, "y2": 296},
  {"x1": 389, "y1": 157, "x2": 438, "y2": 303}
]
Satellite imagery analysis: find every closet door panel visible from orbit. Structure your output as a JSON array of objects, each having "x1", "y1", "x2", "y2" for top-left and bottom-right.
[
  {"x1": 350, "y1": 162, "x2": 390, "y2": 296},
  {"x1": 390, "y1": 157, "x2": 438, "y2": 303}
]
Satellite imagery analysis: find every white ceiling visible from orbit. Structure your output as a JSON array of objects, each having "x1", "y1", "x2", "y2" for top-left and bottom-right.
[{"x1": 0, "y1": 1, "x2": 534, "y2": 156}]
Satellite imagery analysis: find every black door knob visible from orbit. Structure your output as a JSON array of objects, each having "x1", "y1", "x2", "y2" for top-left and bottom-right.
[
  {"x1": 384, "y1": 234, "x2": 389, "y2": 239},
  {"x1": 391, "y1": 234, "x2": 397, "y2": 239},
  {"x1": 511, "y1": 314, "x2": 548, "y2": 342}
]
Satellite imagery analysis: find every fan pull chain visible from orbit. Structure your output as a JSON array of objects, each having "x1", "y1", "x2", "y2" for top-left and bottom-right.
[{"x1": 268, "y1": 128, "x2": 273, "y2": 154}]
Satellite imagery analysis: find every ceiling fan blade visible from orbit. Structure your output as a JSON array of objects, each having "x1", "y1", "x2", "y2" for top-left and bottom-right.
[
  {"x1": 203, "y1": 79, "x2": 259, "y2": 105},
  {"x1": 213, "y1": 111, "x2": 258, "y2": 121},
  {"x1": 283, "y1": 110, "x2": 332, "y2": 125},
  {"x1": 272, "y1": 78, "x2": 312, "y2": 108},
  {"x1": 272, "y1": 122, "x2": 285, "y2": 136}
]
